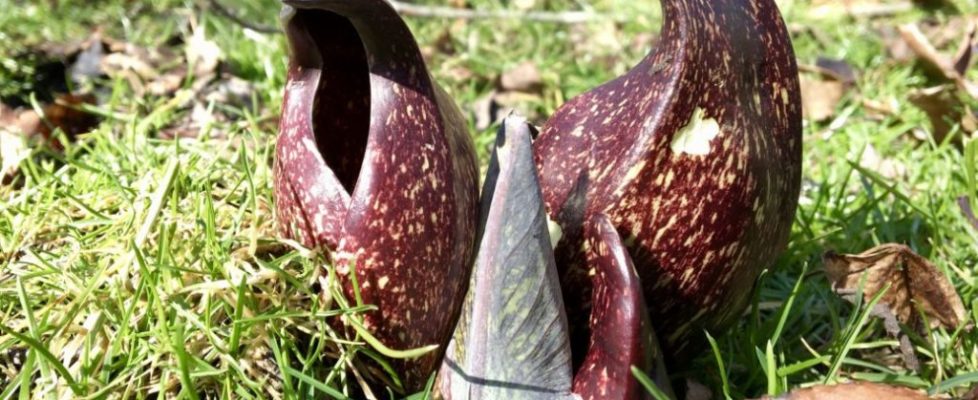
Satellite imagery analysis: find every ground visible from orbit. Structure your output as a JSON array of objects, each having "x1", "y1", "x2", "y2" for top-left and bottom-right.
[{"x1": 0, "y1": 0, "x2": 976, "y2": 399}]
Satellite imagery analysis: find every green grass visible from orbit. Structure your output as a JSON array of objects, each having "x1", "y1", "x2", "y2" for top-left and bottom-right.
[{"x1": 1, "y1": 0, "x2": 977, "y2": 398}]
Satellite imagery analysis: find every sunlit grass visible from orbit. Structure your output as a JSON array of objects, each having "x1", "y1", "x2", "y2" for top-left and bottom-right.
[{"x1": 1, "y1": 0, "x2": 977, "y2": 398}]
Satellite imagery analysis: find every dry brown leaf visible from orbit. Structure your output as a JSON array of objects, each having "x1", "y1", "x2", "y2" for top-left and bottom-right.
[
  {"x1": 823, "y1": 244, "x2": 967, "y2": 331},
  {"x1": 758, "y1": 382, "x2": 929, "y2": 400},
  {"x1": 953, "y1": 23, "x2": 977, "y2": 76},
  {"x1": 1, "y1": 94, "x2": 98, "y2": 147},
  {"x1": 861, "y1": 97, "x2": 899, "y2": 120},
  {"x1": 908, "y1": 85, "x2": 971, "y2": 143},
  {"x1": 99, "y1": 28, "x2": 220, "y2": 97},
  {"x1": 899, "y1": 22, "x2": 978, "y2": 99},
  {"x1": 801, "y1": 77, "x2": 846, "y2": 122},
  {"x1": 879, "y1": 25, "x2": 916, "y2": 63},
  {"x1": 499, "y1": 61, "x2": 543, "y2": 93},
  {"x1": 900, "y1": 23, "x2": 961, "y2": 80}
]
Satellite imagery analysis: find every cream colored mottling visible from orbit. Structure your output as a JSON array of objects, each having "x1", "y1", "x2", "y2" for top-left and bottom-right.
[
  {"x1": 670, "y1": 107, "x2": 722, "y2": 156},
  {"x1": 679, "y1": 268, "x2": 696, "y2": 286},
  {"x1": 621, "y1": 160, "x2": 646, "y2": 184}
]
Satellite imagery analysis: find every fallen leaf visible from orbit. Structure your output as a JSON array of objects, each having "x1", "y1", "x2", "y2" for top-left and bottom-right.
[
  {"x1": 498, "y1": 61, "x2": 543, "y2": 93},
  {"x1": 899, "y1": 22, "x2": 978, "y2": 99},
  {"x1": 800, "y1": 77, "x2": 846, "y2": 122},
  {"x1": 757, "y1": 382, "x2": 929, "y2": 400},
  {"x1": 861, "y1": 97, "x2": 899, "y2": 120},
  {"x1": 823, "y1": 244, "x2": 967, "y2": 331},
  {"x1": 1, "y1": 94, "x2": 98, "y2": 149},
  {"x1": 879, "y1": 25, "x2": 915, "y2": 63},
  {"x1": 97, "y1": 28, "x2": 219, "y2": 97},
  {"x1": 953, "y1": 23, "x2": 977, "y2": 76},
  {"x1": 900, "y1": 23, "x2": 960, "y2": 80},
  {"x1": 908, "y1": 85, "x2": 970, "y2": 143},
  {"x1": 40, "y1": 94, "x2": 99, "y2": 141}
]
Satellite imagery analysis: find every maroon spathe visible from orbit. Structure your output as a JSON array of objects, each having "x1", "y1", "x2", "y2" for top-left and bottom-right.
[
  {"x1": 273, "y1": 0, "x2": 479, "y2": 391},
  {"x1": 534, "y1": 0, "x2": 803, "y2": 362}
]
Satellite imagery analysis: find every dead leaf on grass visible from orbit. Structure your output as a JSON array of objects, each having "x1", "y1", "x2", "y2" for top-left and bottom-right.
[
  {"x1": 2, "y1": 94, "x2": 99, "y2": 146},
  {"x1": 757, "y1": 381, "x2": 929, "y2": 400},
  {"x1": 861, "y1": 97, "x2": 900, "y2": 120},
  {"x1": 908, "y1": 85, "x2": 974, "y2": 143},
  {"x1": 498, "y1": 61, "x2": 543, "y2": 93},
  {"x1": 823, "y1": 244, "x2": 967, "y2": 331},
  {"x1": 953, "y1": 23, "x2": 977, "y2": 76},
  {"x1": 99, "y1": 25, "x2": 223, "y2": 97},
  {"x1": 1, "y1": 93, "x2": 99, "y2": 183},
  {"x1": 801, "y1": 77, "x2": 847, "y2": 122},
  {"x1": 799, "y1": 56, "x2": 858, "y2": 123},
  {"x1": 899, "y1": 22, "x2": 978, "y2": 99},
  {"x1": 879, "y1": 25, "x2": 916, "y2": 63}
]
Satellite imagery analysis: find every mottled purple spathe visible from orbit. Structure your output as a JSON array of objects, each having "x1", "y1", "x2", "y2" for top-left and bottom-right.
[
  {"x1": 273, "y1": 0, "x2": 479, "y2": 391},
  {"x1": 535, "y1": 0, "x2": 803, "y2": 363}
]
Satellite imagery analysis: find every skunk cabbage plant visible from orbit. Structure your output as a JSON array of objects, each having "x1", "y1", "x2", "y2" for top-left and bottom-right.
[
  {"x1": 436, "y1": 117, "x2": 673, "y2": 400},
  {"x1": 534, "y1": 0, "x2": 803, "y2": 360},
  {"x1": 273, "y1": 0, "x2": 479, "y2": 390}
]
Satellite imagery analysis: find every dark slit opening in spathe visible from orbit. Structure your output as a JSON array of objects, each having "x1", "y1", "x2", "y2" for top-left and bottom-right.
[{"x1": 294, "y1": 10, "x2": 370, "y2": 194}]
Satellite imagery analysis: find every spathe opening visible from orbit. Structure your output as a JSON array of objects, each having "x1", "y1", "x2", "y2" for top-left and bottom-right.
[{"x1": 293, "y1": 9, "x2": 370, "y2": 194}]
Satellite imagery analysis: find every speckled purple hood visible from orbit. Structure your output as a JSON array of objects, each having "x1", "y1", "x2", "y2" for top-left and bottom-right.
[
  {"x1": 273, "y1": 0, "x2": 479, "y2": 391},
  {"x1": 534, "y1": 0, "x2": 802, "y2": 363}
]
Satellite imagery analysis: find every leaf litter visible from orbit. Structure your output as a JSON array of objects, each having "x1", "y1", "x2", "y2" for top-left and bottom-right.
[{"x1": 823, "y1": 244, "x2": 969, "y2": 372}]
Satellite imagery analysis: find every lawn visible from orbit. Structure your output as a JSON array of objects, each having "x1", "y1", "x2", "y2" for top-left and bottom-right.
[{"x1": 1, "y1": 0, "x2": 977, "y2": 398}]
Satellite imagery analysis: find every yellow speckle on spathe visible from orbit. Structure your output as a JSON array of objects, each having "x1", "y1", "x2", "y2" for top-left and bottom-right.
[
  {"x1": 622, "y1": 160, "x2": 646, "y2": 184},
  {"x1": 670, "y1": 107, "x2": 721, "y2": 156},
  {"x1": 378, "y1": 276, "x2": 390, "y2": 289}
]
